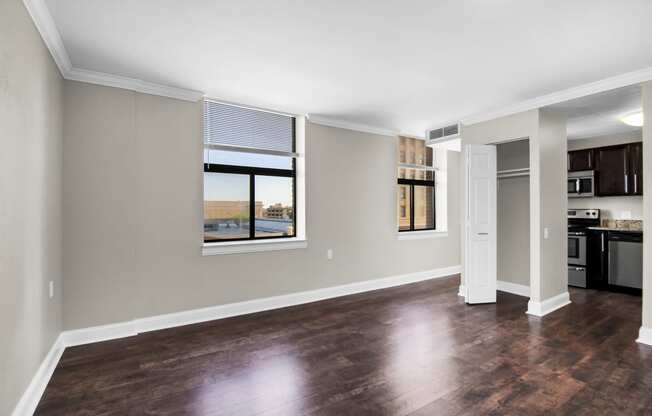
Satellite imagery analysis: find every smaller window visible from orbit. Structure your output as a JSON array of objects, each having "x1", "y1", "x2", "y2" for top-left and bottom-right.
[{"x1": 397, "y1": 137, "x2": 435, "y2": 232}]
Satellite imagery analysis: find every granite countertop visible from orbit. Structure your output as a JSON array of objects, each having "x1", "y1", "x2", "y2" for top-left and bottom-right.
[{"x1": 587, "y1": 227, "x2": 643, "y2": 234}]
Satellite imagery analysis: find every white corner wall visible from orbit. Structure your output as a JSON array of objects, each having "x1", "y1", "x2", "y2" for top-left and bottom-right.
[
  {"x1": 641, "y1": 81, "x2": 652, "y2": 343},
  {"x1": 1, "y1": 0, "x2": 64, "y2": 413}
]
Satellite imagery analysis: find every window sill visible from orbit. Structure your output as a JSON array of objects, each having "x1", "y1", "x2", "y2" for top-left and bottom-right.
[
  {"x1": 202, "y1": 238, "x2": 308, "y2": 256},
  {"x1": 397, "y1": 230, "x2": 448, "y2": 240}
]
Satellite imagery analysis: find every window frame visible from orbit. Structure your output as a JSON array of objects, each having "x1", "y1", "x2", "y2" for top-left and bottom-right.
[
  {"x1": 397, "y1": 176, "x2": 436, "y2": 233},
  {"x1": 203, "y1": 117, "x2": 297, "y2": 243}
]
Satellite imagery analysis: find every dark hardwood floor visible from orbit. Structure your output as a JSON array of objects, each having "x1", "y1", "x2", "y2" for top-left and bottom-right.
[{"x1": 36, "y1": 275, "x2": 652, "y2": 415}]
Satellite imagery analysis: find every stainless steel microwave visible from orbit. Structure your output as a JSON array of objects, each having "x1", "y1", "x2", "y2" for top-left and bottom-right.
[{"x1": 568, "y1": 170, "x2": 594, "y2": 198}]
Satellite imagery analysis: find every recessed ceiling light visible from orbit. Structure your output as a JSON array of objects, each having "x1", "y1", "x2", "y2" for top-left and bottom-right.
[{"x1": 620, "y1": 111, "x2": 644, "y2": 127}]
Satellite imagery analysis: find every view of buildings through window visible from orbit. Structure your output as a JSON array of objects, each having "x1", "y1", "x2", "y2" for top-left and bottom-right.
[
  {"x1": 397, "y1": 136, "x2": 435, "y2": 231},
  {"x1": 203, "y1": 101, "x2": 296, "y2": 242}
]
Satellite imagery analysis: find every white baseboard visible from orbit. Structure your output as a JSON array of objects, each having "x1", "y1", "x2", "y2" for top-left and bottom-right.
[
  {"x1": 458, "y1": 284, "x2": 466, "y2": 298},
  {"x1": 61, "y1": 321, "x2": 138, "y2": 347},
  {"x1": 526, "y1": 291, "x2": 571, "y2": 317},
  {"x1": 64, "y1": 264, "x2": 462, "y2": 343},
  {"x1": 11, "y1": 335, "x2": 64, "y2": 416},
  {"x1": 636, "y1": 327, "x2": 652, "y2": 346},
  {"x1": 497, "y1": 280, "x2": 530, "y2": 298}
]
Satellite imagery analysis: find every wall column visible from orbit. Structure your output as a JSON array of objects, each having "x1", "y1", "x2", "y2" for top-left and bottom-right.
[{"x1": 639, "y1": 81, "x2": 652, "y2": 344}]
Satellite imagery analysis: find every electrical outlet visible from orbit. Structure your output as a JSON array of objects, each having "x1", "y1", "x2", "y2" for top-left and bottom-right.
[
  {"x1": 49, "y1": 281, "x2": 54, "y2": 299},
  {"x1": 327, "y1": 249, "x2": 333, "y2": 260},
  {"x1": 543, "y1": 228, "x2": 549, "y2": 240}
]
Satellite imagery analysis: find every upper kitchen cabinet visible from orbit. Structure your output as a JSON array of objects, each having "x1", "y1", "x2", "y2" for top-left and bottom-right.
[
  {"x1": 591, "y1": 142, "x2": 643, "y2": 196},
  {"x1": 595, "y1": 145, "x2": 629, "y2": 196},
  {"x1": 628, "y1": 142, "x2": 643, "y2": 195},
  {"x1": 568, "y1": 149, "x2": 593, "y2": 171}
]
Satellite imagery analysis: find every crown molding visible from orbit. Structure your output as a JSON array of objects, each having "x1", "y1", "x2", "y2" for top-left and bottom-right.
[
  {"x1": 307, "y1": 114, "x2": 398, "y2": 137},
  {"x1": 22, "y1": 0, "x2": 204, "y2": 102},
  {"x1": 66, "y1": 68, "x2": 204, "y2": 102},
  {"x1": 462, "y1": 66, "x2": 652, "y2": 125},
  {"x1": 22, "y1": 0, "x2": 72, "y2": 73}
]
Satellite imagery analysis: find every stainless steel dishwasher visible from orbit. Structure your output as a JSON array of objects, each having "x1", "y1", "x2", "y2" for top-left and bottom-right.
[{"x1": 608, "y1": 232, "x2": 643, "y2": 290}]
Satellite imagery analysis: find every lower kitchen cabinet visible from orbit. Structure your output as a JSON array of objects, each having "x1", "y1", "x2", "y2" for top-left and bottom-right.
[
  {"x1": 585, "y1": 229, "x2": 642, "y2": 295},
  {"x1": 586, "y1": 230, "x2": 607, "y2": 289}
]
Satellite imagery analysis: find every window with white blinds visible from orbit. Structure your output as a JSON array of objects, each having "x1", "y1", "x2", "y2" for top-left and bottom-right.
[
  {"x1": 204, "y1": 101, "x2": 295, "y2": 155},
  {"x1": 203, "y1": 100, "x2": 297, "y2": 243}
]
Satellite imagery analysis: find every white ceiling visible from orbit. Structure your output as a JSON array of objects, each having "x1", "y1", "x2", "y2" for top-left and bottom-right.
[
  {"x1": 45, "y1": 0, "x2": 652, "y2": 136},
  {"x1": 546, "y1": 85, "x2": 642, "y2": 140}
]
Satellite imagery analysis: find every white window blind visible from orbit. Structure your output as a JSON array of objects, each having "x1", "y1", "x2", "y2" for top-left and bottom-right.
[{"x1": 204, "y1": 101, "x2": 295, "y2": 155}]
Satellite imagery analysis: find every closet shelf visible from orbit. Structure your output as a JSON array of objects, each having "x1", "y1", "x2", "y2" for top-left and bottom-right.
[{"x1": 497, "y1": 167, "x2": 529, "y2": 179}]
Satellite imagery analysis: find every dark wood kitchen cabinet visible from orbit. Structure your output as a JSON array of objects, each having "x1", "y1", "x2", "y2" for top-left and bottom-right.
[
  {"x1": 568, "y1": 149, "x2": 593, "y2": 171},
  {"x1": 594, "y1": 145, "x2": 629, "y2": 196},
  {"x1": 586, "y1": 230, "x2": 607, "y2": 289},
  {"x1": 568, "y1": 142, "x2": 643, "y2": 196},
  {"x1": 628, "y1": 142, "x2": 643, "y2": 195}
]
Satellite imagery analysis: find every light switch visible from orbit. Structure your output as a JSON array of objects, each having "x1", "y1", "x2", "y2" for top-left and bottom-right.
[{"x1": 544, "y1": 228, "x2": 549, "y2": 239}]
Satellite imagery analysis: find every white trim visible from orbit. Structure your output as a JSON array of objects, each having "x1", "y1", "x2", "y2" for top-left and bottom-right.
[
  {"x1": 496, "y1": 280, "x2": 530, "y2": 297},
  {"x1": 526, "y1": 291, "x2": 571, "y2": 317},
  {"x1": 21, "y1": 0, "x2": 72, "y2": 73},
  {"x1": 21, "y1": 0, "x2": 205, "y2": 102},
  {"x1": 66, "y1": 68, "x2": 204, "y2": 102},
  {"x1": 397, "y1": 230, "x2": 448, "y2": 240},
  {"x1": 60, "y1": 321, "x2": 138, "y2": 347},
  {"x1": 307, "y1": 114, "x2": 397, "y2": 137},
  {"x1": 59, "y1": 265, "x2": 461, "y2": 345},
  {"x1": 458, "y1": 284, "x2": 466, "y2": 298},
  {"x1": 636, "y1": 327, "x2": 652, "y2": 346},
  {"x1": 463, "y1": 67, "x2": 652, "y2": 125},
  {"x1": 11, "y1": 335, "x2": 64, "y2": 416},
  {"x1": 202, "y1": 238, "x2": 308, "y2": 256}
]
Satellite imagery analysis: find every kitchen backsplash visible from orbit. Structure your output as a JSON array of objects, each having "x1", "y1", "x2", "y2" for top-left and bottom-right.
[{"x1": 600, "y1": 219, "x2": 643, "y2": 231}]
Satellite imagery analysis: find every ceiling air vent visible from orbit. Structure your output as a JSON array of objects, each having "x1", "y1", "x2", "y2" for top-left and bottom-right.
[{"x1": 426, "y1": 122, "x2": 461, "y2": 145}]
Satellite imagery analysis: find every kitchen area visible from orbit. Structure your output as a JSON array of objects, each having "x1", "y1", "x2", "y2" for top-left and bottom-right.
[{"x1": 561, "y1": 85, "x2": 644, "y2": 296}]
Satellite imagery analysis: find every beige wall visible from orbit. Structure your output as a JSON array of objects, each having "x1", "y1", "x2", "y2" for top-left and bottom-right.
[
  {"x1": 62, "y1": 81, "x2": 461, "y2": 329},
  {"x1": 497, "y1": 140, "x2": 530, "y2": 287},
  {"x1": 568, "y1": 132, "x2": 643, "y2": 220},
  {"x1": 642, "y1": 81, "x2": 652, "y2": 330},
  {"x1": 0, "y1": 0, "x2": 64, "y2": 413},
  {"x1": 537, "y1": 110, "x2": 568, "y2": 300}
]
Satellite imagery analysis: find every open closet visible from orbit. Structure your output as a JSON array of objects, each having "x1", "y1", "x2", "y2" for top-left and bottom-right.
[{"x1": 497, "y1": 139, "x2": 530, "y2": 293}]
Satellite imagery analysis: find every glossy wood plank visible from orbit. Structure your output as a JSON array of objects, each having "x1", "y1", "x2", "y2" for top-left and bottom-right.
[{"x1": 35, "y1": 275, "x2": 652, "y2": 415}]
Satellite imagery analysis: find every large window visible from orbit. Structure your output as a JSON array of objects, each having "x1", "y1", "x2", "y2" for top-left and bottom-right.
[
  {"x1": 203, "y1": 101, "x2": 296, "y2": 242},
  {"x1": 397, "y1": 136, "x2": 435, "y2": 232}
]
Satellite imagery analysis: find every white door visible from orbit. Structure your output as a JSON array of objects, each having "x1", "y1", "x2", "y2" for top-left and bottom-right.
[{"x1": 464, "y1": 144, "x2": 497, "y2": 304}]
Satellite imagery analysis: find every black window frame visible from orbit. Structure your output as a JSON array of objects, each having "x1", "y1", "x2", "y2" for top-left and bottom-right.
[
  {"x1": 397, "y1": 176, "x2": 436, "y2": 232},
  {"x1": 203, "y1": 119, "x2": 297, "y2": 243}
]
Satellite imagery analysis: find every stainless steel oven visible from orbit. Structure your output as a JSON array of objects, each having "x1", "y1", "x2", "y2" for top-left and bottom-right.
[
  {"x1": 567, "y1": 209, "x2": 600, "y2": 289},
  {"x1": 568, "y1": 170, "x2": 594, "y2": 198},
  {"x1": 568, "y1": 231, "x2": 587, "y2": 266}
]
